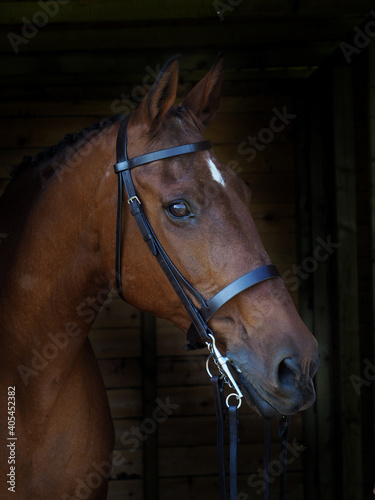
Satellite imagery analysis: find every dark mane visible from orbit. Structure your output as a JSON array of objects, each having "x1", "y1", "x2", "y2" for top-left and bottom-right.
[{"x1": 10, "y1": 114, "x2": 123, "y2": 180}]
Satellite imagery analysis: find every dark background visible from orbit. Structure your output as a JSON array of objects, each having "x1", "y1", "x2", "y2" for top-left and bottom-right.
[{"x1": 0, "y1": 2, "x2": 374, "y2": 499}]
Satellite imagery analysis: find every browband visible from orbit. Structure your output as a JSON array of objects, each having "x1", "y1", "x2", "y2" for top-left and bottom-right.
[{"x1": 114, "y1": 140, "x2": 212, "y2": 172}]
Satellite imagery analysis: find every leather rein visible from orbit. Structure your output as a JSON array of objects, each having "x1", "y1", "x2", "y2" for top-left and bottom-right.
[{"x1": 114, "y1": 115, "x2": 291, "y2": 500}]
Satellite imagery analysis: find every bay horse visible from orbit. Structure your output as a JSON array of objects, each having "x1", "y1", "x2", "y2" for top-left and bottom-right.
[{"x1": 0, "y1": 55, "x2": 319, "y2": 499}]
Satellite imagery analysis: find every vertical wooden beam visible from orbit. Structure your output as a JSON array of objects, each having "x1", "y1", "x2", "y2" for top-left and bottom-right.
[
  {"x1": 294, "y1": 91, "x2": 319, "y2": 500},
  {"x1": 141, "y1": 312, "x2": 158, "y2": 500},
  {"x1": 369, "y1": 43, "x2": 375, "y2": 480},
  {"x1": 296, "y1": 73, "x2": 338, "y2": 500},
  {"x1": 332, "y1": 66, "x2": 363, "y2": 500}
]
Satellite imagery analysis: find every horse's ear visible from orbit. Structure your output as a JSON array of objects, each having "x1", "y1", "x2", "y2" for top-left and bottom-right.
[
  {"x1": 180, "y1": 53, "x2": 224, "y2": 129},
  {"x1": 137, "y1": 55, "x2": 180, "y2": 130}
]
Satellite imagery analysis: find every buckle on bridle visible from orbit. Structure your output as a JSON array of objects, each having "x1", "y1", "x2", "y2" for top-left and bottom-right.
[{"x1": 127, "y1": 196, "x2": 141, "y2": 205}]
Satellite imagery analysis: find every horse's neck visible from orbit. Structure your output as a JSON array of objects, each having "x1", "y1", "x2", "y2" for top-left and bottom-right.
[{"x1": 0, "y1": 125, "x2": 118, "y2": 389}]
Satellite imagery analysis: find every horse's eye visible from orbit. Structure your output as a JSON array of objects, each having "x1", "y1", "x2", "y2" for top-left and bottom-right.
[{"x1": 168, "y1": 201, "x2": 191, "y2": 218}]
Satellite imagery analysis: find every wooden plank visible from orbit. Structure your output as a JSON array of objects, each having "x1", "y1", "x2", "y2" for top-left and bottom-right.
[
  {"x1": 0, "y1": 113, "x2": 293, "y2": 148},
  {"x1": 0, "y1": 0, "x2": 216, "y2": 24},
  {"x1": 155, "y1": 386, "x2": 219, "y2": 417},
  {"x1": 107, "y1": 479, "x2": 143, "y2": 500},
  {"x1": 207, "y1": 112, "x2": 294, "y2": 145},
  {"x1": 157, "y1": 414, "x2": 302, "y2": 447},
  {"x1": 0, "y1": 100, "x2": 119, "y2": 118},
  {"x1": 157, "y1": 356, "x2": 208, "y2": 387},
  {"x1": 259, "y1": 232, "x2": 296, "y2": 263},
  {"x1": 0, "y1": 116, "x2": 102, "y2": 148},
  {"x1": 89, "y1": 329, "x2": 141, "y2": 358},
  {"x1": 251, "y1": 202, "x2": 296, "y2": 233},
  {"x1": 109, "y1": 385, "x2": 225, "y2": 420},
  {"x1": 0, "y1": 142, "x2": 294, "y2": 176},
  {"x1": 369, "y1": 42, "x2": 375, "y2": 477},
  {"x1": 159, "y1": 472, "x2": 304, "y2": 500},
  {"x1": 239, "y1": 173, "x2": 295, "y2": 203},
  {"x1": 0, "y1": 79, "x2": 302, "y2": 102},
  {"x1": 108, "y1": 473, "x2": 305, "y2": 500},
  {"x1": 158, "y1": 443, "x2": 303, "y2": 477},
  {"x1": 0, "y1": 96, "x2": 293, "y2": 117},
  {"x1": 113, "y1": 414, "x2": 301, "y2": 449},
  {"x1": 0, "y1": 47, "x2": 332, "y2": 75},
  {"x1": 140, "y1": 312, "x2": 158, "y2": 500},
  {"x1": 215, "y1": 141, "x2": 294, "y2": 173},
  {"x1": 98, "y1": 358, "x2": 142, "y2": 389},
  {"x1": 0, "y1": 0, "x2": 371, "y2": 25},
  {"x1": 332, "y1": 66, "x2": 362, "y2": 500},
  {"x1": 111, "y1": 449, "x2": 143, "y2": 480},
  {"x1": 107, "y1": 388, "x2": 142, "y2": 419},
  {"x1": 0, "y1": 22, "x2": 366, "y2": 54}
]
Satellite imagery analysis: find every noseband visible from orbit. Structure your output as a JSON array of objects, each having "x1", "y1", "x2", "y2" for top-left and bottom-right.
[{"x1": 114, "y1": 115, "x2": 290, "y2": 500}]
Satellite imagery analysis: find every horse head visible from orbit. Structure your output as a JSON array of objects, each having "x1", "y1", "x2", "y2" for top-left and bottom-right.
[{"x1": 110, "y1": 55, "x2": 319, "y2": 419}]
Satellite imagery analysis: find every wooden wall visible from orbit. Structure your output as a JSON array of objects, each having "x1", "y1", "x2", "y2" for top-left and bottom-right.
[
  {"x1": 2, "y1": 3, "x2": 375, "y2": 498},
  {"x1": 295, "y1": 40, "x2": 375, "y2": 500},
  {"x1": 0, "y1": 49, "x2": 306, "y2": 498}
]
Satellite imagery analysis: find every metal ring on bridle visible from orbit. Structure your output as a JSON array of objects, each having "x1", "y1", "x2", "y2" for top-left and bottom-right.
[
  {"x1": 205, "y1": 334, "x2": 244, "y2": 402},
  {"x1": 226, "y1": 393, "x2": 242, "y2": 409}
]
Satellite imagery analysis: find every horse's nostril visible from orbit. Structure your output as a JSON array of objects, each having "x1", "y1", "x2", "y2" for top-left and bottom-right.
[{"x1": 277, "y1": 357, "x2": 301, "y2": 389}]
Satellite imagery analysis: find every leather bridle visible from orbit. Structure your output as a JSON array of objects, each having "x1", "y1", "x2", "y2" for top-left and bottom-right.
[{"x1": 114, "y1": 114, "x2": 291, "y2": 500}]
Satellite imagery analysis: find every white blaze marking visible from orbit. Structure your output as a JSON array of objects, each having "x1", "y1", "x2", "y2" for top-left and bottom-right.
[{"x1": 207, "y1": 157, "x2": 225, "y2": 186}]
